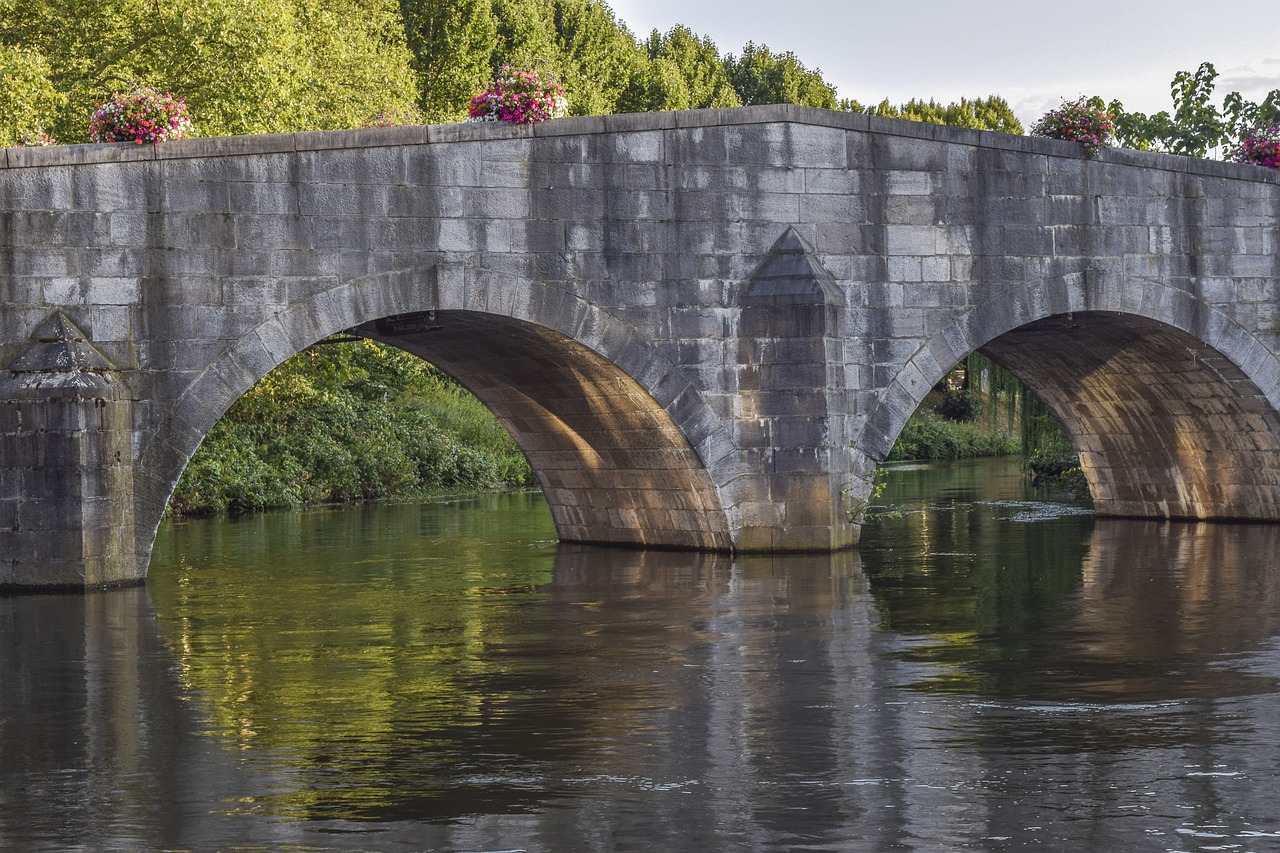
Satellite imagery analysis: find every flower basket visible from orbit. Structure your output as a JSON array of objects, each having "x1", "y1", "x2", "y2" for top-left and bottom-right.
[
  {"x1": 18, "y1": 132, "x2": 57, "y2": 147},
  {"x1": 1031, "y1": 98, "x2": 1114, "y2": 157},
  {"x1": 89, "y1": 87, "x2": 193, "y2": 144},
  {"x1": 1228, "y1": 124, "x2": 1280, "y2": 168},
  {"x1": 467, "y1": 66, "x2": 568, "y2": 124}
]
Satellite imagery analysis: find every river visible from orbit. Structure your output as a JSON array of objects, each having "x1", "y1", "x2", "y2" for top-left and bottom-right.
[{"x1": 4, "y1": 457, "x2": 1280, "y2": 851}]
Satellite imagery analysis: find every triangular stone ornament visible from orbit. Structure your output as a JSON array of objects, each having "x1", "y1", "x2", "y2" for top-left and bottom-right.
[
  {"x1": 7, "y1": 311, "x2": 116, "y2": 374},
  {"x1": 741, "y1": 227, "x2": 846, "y2": 307}
]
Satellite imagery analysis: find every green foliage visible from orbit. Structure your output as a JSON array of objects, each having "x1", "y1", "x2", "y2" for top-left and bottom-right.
[
  {"x1": 1019, "y1": 390, "x2": 1080, "y2": 490},
  {"x1": 866, "y1": 95, "x2": 1023, "y2": 134},
  {"x1": 0, "y1": 44, "x2": 63, "y2": 146},
  {"x1": 169, "y1": 340, "x2": 532, "y2": 516},
  {"x1": 623, "y1": 25, "x2": 740, "y2": 112},
  {"x1": 936, "y1": 389, "x2": 984, "y2": 422},
  {"x1": 724, "y1": 41, "x2": 839, "y2": 109},
  {"x1": 1106, "y1": 62, "x2": 1280, "y2": 159},
  {"x1": 888, "y1": 410, "x2": 1018, "y2": 462},
  {"x1": 1, "y1": 0, "x2": 422, "y2": 142},
  {"x1": 491, "y1": 0, "x2": 644, "y2": 117},
  {"x1": 400, "y1": 0, "x2": 497, "y2": 121}
]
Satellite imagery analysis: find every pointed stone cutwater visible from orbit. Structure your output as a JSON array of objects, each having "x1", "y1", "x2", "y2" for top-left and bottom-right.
[
  {"x1": 740, "y1": 226, "x2": 846, "y2": 309},
  {"x1": 5, "y1": 311, "x2": 119, "y2": 393},
  {"x1": 9, "y1": 311, "x2": 116, "y2": 371},
  {"x1": 734, "y1": 227, "x2": 852, "y2": 552},
  {"x1": 0, "y1": 312, "x2": 136, "y2": 588}
]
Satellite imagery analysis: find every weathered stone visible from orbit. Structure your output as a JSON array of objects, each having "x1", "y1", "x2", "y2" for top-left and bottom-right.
[{"x1": 3, "y1": 105, "x2": 1280, "y2": 588}]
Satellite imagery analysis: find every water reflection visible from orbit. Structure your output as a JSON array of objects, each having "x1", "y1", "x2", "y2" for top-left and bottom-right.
[{"x1": 3, "y1": 465, "x2": 1280, "y2": 851}]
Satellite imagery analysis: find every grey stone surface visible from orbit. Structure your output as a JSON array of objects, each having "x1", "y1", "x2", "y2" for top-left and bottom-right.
[{"x1": 3, "y1": 104, "x2": 1280, "y2": 587}]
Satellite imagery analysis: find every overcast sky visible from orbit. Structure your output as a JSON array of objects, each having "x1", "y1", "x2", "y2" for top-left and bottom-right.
[{"x1": 608, "y1": 0, "x2": 1280, "y2": 127}]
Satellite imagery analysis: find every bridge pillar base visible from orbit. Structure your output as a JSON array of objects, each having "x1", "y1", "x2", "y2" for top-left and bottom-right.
[
  {"x1": 0, "y1": 314, "x2": 139, "y2": 590},
  {"x1": 730, "y1": 227, "x2": 856, "y2": 553}
]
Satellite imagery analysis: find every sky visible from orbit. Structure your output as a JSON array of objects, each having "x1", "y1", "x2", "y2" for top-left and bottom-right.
[{"x1": 607, "y1": 0, "x2": 1280, "y2": 127}]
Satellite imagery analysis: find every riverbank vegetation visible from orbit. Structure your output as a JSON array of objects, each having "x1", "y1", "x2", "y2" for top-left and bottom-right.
[
  {"x1": 887, "y1": 353, "x2": 1087, "y2": 495},
  {"x1": 169, "y1": 340, "x2": 531, "y2": 516},
  {"x1": 887, "y1": 410, "x2": 1019, "y2": 462}
]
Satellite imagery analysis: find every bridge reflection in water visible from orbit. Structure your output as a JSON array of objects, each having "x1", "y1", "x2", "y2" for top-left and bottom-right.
[{"x1": 3, "y1": 460, "x2": 1280, "y2": 851}]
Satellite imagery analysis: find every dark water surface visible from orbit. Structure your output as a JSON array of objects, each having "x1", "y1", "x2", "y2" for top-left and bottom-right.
[{"x1": 5, "y1": 459, "x2": 1280, "y2": 851}]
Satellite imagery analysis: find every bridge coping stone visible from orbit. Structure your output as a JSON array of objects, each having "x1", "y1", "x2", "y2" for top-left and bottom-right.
[{"x1": 5, "y1": 104, "x2": 1280, "y2": 187}]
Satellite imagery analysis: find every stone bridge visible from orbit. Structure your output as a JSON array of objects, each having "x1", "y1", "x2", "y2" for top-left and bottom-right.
[{"x1": 4, "y1": 104, "x2": 1280, "y2": 588}]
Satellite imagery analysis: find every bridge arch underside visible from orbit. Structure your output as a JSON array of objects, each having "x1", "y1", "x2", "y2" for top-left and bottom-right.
[
  {"x1": 980, "y1": 312, "x2": 1280, "y2": 521},
  {"x1": 357, "y1": 311, "x2": 732, "y2": 551}
]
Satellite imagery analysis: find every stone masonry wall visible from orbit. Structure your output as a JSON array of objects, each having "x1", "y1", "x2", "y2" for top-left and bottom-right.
[{"x1": 2, "y1": 104, "x2": 1280, "y2": 586}]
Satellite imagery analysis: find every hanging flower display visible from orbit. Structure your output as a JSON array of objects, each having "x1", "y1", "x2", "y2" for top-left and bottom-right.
[
  {"x1": 467, "y1": 66, "x2": 568, "y2": 124},
  {"x1": 1030, "y1": 98, "x2": 1114, "y2": 157},
  {"x1": 1228, "y1": 124, "x2": 1280, "y2": 168},
  {"x1": 89, "y1": 86, "x2": 193, "y2": 145}
]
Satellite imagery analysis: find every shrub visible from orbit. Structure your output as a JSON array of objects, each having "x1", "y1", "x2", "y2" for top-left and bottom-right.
[
  {"x1": 1031, "y1": 97, "x2": 1114, "y2": 157},
  {"x1": 935, "y1": 389, "x2": 983, "y2": 422},
  {"x1": 888, "y1": 411, "x2": 1018, "y2": 461},
  {"x1": 89, "y1": 86, "x2": 193, "y2": 144},
  {"x1": 468, "y1": 65, "x2": 568, "y2": 124}
]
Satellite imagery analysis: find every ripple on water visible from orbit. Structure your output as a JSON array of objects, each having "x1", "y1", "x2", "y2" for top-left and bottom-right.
[{"x1": 976, "y1": 499, "x2": 1095, "y2": 522}]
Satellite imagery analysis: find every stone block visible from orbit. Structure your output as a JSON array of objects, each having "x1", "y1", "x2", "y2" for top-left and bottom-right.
[
  {"x1": 885, "y1": 170, "x2": 932, "y2": 195},
  {"x1": 887, "y1": 256, "x2": 923, "y2": 283},
  {"x1": 3, "y1": 168, "x2": 73, "y2": 210},
  {"x1": 228, "y1": 181, "x2": 299, "y2": 215},
  {"x1": 405, "y1": 148, "x2": 483, "y2": 187},
  {"x1": 885, "y1": 225, "x2": 940, "y2": 255}
]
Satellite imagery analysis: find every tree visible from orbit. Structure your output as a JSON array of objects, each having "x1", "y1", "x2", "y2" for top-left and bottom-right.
[
  {"x1": 399, "y1": 0, "x2": 497, "y2": 121},
  {"x1": 724, "y1": 41, "x2": 839, "y2": 109},
  {"x1": 0, "y1": 44, "x2": 63, "y2": 145},
  {"x1": 622, "y1": 25, "x2": 740, "y2": 112},
  {"x1": 865, "y1": 96, "x2": 1023, "y2": 134},
  {"x1": 1106, "y1": 62, "x2": 1280, "y2": 158},
  {"x1": 0, "y1": 0, "x2": 422, "y2": 142},
  {"x1": 490, "y1": 0, "x2": 645, "y2": 116}
]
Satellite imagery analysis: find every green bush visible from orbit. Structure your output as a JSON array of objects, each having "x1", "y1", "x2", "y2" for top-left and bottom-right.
[
  {"x1": 935, "y1": 389, "x2": 984, "y2": 422},
  {"x1": 888, "y1": 410, "x2": 1018, "y2": 461},
  {"x1": 168, "y1": 340, "x2": 532, "y2": 516}
]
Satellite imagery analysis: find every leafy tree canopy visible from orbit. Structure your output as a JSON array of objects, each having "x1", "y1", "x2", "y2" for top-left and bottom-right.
[
  {"x1": 724, "y1": 41, "x2": 839, "y2": 109},
  {"x1": 0, "y1": 43, "x2": 63, "y2": 145},
  {"x1": 400, "y1": 0, "x2": 497, "y2": 121},
  {"x1": 624, "y1": 25, "x2": 741, "y2": 112},
  {"x1": 1105, "y1": 62, "x2": 1280, "y2": 158},
  {"x1": 491, "y1": 0, "x2": 643, "y2": 116},
  {"x1": 1, "y1": 0, "x2": 421, "y2": 142},
  {"x1": 864, "y1": 96, "x2": 1023, "y2": 134}
]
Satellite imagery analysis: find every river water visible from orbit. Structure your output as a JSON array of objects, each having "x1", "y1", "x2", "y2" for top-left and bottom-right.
[{"x1": 4, "y1": 457, "x2": 1280, "y2": 852}]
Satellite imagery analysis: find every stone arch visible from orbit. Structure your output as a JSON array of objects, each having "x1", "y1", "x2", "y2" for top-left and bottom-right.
[
  {"x1": 134, "y1": 265, "x2": 736, "y2": 576},
  {"x1": 861, "y1": 273, "x2": 1280, "y2": 521}
]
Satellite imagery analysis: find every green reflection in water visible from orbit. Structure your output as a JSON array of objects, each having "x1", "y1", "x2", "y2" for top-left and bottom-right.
[
  {"x1": 148, "y1": 492, "x2": 571, "y2": 821},
  {"x1": 145, "y1": 462, "x2": 1280, "y2": 830},
  {"x1": 861, "y1": 458, "x2": 1280, "y2": 717}
]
